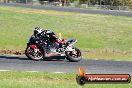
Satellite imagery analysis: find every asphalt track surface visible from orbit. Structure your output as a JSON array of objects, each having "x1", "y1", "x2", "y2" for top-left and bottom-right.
[
  {"x1": 0, "y1": 3, "x2": 132, "y2": 17},
  {"x1": 0, "y1": 55, "x2": 132, "y2": 74}
]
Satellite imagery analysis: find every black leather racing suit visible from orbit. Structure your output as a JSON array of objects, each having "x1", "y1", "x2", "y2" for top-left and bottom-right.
[{"x1": 31, "y1": 30, "x2": 57, "y2": 55}]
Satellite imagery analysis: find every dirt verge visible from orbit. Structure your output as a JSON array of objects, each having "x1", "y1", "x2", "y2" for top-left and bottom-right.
[{"x1": 0, "y1": 49, "x2": 25, "y2": 55}]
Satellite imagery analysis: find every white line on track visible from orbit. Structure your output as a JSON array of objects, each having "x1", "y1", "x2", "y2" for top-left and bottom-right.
[
  {"x1": 26, "y1": 71, "x2": 39, "y2": 72},
  {"x1": 0, "y1": 70, "x2": 65, "y2": 74},
  {"x1": 53, "y1": 72, "x2": 65, "y2": 74},
  {"x1": 0, "y1": 70, "x2": 10, "y2": 72}
]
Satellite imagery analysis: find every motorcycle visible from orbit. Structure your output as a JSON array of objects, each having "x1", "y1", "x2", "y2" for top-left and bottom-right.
[{"x1": 25, "y1": 33, "x2": 82, "y2": 62}]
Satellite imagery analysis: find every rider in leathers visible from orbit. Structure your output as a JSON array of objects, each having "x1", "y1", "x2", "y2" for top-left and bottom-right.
[{"x1": 31, "y1": 27, "x2": 59, "y2": 57}]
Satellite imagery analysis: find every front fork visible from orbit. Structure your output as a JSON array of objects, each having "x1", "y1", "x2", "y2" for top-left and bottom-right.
[{"x1": 65, "y1": 46, "x2": 76, "y2": 54}]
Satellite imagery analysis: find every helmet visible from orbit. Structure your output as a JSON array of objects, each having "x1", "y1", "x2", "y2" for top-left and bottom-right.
[{"x1": 34, "y1": 27, "x2": 42, "y2": 35}]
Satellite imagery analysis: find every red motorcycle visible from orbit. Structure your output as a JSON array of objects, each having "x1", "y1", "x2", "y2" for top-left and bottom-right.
[{"x1": 25, "y1": 33, "x2": 82, "y2": 62}]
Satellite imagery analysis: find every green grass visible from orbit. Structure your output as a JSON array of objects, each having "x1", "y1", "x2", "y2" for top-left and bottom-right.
[
  {"x1": 0, "y1": 71, "x2": 131, "y2": 88},
  {"x1": 0, "y1": 6, "x2": 132, "y2": 60}
]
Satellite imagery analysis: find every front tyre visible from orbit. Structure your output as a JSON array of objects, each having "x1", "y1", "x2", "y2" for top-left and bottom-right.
[
  {"x1": 66, "y1": 47, "x2": 82, "y2": 62},
  {"x1": 25, "y1": 47, "x2": 43, "y2": 61}
]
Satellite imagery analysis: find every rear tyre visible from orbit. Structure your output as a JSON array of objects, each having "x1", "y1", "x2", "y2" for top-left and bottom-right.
[
  {"x1": 25, "y1": 47, "x2": 43, "y2": 61},
  {"x1": 66, "y1": 47, "x2": 82, "y2": 62}
]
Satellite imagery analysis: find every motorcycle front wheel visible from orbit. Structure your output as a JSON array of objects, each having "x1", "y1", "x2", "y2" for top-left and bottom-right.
[
  {"x1": 65, "y1": 47, "x2": 82, "y2": 62},
  {"x1": 25, "y1": 47, "x2": 43, "y2": 61}
]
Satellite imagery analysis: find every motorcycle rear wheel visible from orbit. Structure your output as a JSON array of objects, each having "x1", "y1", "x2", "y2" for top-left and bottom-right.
[{"x1": 25, "y1": 47, "x2": 43, "y2": 61}]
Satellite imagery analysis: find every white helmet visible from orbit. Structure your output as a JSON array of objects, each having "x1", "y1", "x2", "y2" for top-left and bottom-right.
[{"x1": 34, "y1": 27, "x2": 42, "y2": 35}]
